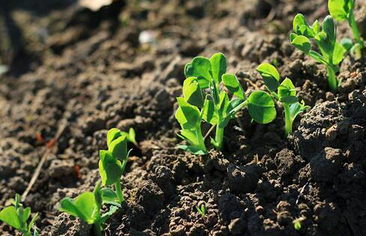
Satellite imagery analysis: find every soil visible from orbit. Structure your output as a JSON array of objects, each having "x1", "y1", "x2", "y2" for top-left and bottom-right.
[{"x1": 1, "y1": 0, "x2": 366, "y2": 235}]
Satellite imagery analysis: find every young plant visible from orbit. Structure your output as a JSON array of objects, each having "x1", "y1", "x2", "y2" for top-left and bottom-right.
[
  {"x1": 328, "y1": 0, "x2": 365, "y2": 58},
  {"x1": 196, "y1": 204, "x2": 206, "y2": 218},
  {"x1": 175, "y1": 53, "x2": 277, "y2": 154},
  {"x1": 0, "y1": 194, "x2": 39, "y2": 236},
  {"x1": 257, "y1": 63, "x2": 309, "y2": 137},
  {"x1": 60, "y1": 181, "x2": 119, "y2": 236},
  {"x1": 290, "y1": 14, "x2": 346, "y2": 91},
  {"x1": 99, "y1": 128, "x2": 134, "y2": 203}
]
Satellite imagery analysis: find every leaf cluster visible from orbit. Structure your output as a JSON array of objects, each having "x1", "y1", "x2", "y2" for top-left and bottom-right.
[
  {"x1": 0, "y1": 194, "x2": 39, "y2": 236},
  {"x1": 257, "y1": 63, "x2": 309, "y2": 136},
  {"x1": 175, "y1": 53, "x2": 276, "y2": 154}
]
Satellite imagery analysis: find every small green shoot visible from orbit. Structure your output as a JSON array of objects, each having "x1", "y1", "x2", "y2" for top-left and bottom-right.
[
  {"x1": 196, "y1": 204, "x2": 206, "y2": 218},
  {"x1": 60, "y1": 182, "x2": 119, "y2": 236},
  {"x1": 176, "y1": 53, "x2": 276, "y2": 154},
  {"x1": 328, "y1": 0, "x2": 365, "y2": 58},
  {"x1": 293, "y1": 218, "x2": 302, "y2": 231},
  {"x1": 290, "y1": 14, "x2": 346, "y2": 91},
  {"x1": 99, "y1": 128, "x2": 134, "y2": 203},
  {"x1": 0, "y1": 194, "x2": 39, "y2": 236},
  {"x1": 257, "y1": 63, "x2": 310, "y2": 136}
]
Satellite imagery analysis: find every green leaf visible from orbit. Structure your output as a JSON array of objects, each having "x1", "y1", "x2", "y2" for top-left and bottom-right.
[
  {"x1": 322, "y1": 16, "x2": 336, "y2": 42},
  {"x1": 183, "y1": 77, "x2": 204, "y2": 107},
  {"x1": 209, "y1": 53, "x2": 227, "y2": 83},
  {"x1": 60, "y1": 192, "x2": 97, "y2": 224},
  {"x1": 218, "y1": 91, "x2": 230, "y2": 117},
  {"x1": 108, "y1": 135, "x2": 128, "y2": 160},
  {"x1": 278, "y1": 78, "x2": 297, "y2": 103},
  {"x1": 333, "y1": 42, "x2": 346, "y2": 65},
  {"x1": 28, "y1": 213, "x2": 38, "y2": 233},
  {"x1": 312, "y1": 20, "x2": 321, "y2": 34},
  {"x1": 127, "y1": 128, "x2": 137, "y2": 146},
  {"x1": 328, "y1": 0, "x2": 351, "y2": 21},
  {"x1": 293, "y1": 14, "x2": 314, "y2": 37},
  {"x1": 101, "y1": 188, "x2": 120, "y2": 206},
  {"x1": 0, "y1": 206, "x2": 21, "y2": 230},
  {"x1": 99, "y1": 150, "x2": 123, "y2": 186},
  {"x1": 289, "y1": 101, "x2": 310, "y2": 122},
  {"x1": 107, "y1": 128, "x2": 122, "y2": 148},
  {"x1": 175, "y1": 97, "x2": 201, "y2": 130},
  {"x1": 22, "y1": 207, "x2": 31, "y2": 223},
  {"x1": 291, "y1": 35, "x2": 311, "y2": 54},
  {"x1": 256, "y1": 63, "x2": 280, "y2": 91},
  {"x1": 308, "y1": 50, "x2": 327, "y2": 64},
  {"x1": 184, "y1": 57, "x2": 212, "y2": 89},
  {"x1": 222, "y1": 74, "x2": 245, "y2": 99},
  {"x1": 202, "y1": 98, "x2": 218, "y2": 125},
  {"x1": 248, "y1": 91, "x2": 277, "y2": 124}
]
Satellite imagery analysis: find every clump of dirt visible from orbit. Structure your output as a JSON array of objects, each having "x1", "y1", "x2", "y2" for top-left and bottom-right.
[{"x1": 0, "y1": 0, "x2": 366, "y2": 235}]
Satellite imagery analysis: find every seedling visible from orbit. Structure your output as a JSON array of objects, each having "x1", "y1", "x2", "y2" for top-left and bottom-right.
[
  {"x1": 257, "y1": 63, "x2": 309, "y2": 136},
  {"x1": 293, "y1": 219, "x2": 302, "y2": 230},
  {"x1": 0, "y1": 194, "x2": 39, "y2": 236},
  {"x1": 290, "y1": 14, "x2": 346, "y2": 91},
  {"x1": 328, "y1": 0, "x2": 365, "y2": 58},
  {"x1": 176, "y1": 53, "x2": 276, "y2": 154},
  {"x1": 196, "y1": 204, "x2": 206, "y2": 218},
  {"x1": 60, "y1": 182, "x2": 119, "y2": 236},
  {"x1": 98, "y1": 128, "x2": 134, "y2": 203}
]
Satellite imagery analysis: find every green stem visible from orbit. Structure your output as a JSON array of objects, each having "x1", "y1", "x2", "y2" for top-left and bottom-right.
[
  {"x1": 326, "y1": 66, "x2": 337, "y2": 91},
  {"x1": 115, "y1": 181, "x2": 124, "y2": 203},
  {"x1": 196, "y1": 124, "x2": 207, "y2": 153},
  {"x1": 283, "y1": 104, "x2": 292, "y2": 137},
  {"x1": 214, "y1": 122, "x2": 224, "y2": 150},
  {"x1": 93, "y1": 221, "x2": 102, "y2": 236}
]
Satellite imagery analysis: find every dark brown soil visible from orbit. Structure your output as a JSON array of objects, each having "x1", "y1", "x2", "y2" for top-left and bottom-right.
[{"x1": 1, "y1": 0, "x2": 366, "y2": 235}]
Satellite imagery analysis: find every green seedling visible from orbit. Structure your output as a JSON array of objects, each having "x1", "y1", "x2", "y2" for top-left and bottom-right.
[
  {"x1": 328, "y1": 0, "x2": 365, "y2": 58},
  {"x1": 0, "y1": 194, "x2": 39, "y2": 236},
  {"x1": 291, "y1": 14, "x2": 346, "y2": 91},
  {"x1": 99, "y1": 128, "x2": 134, "y2": 203},
  {"x1": 60, "y1": 181, "x2": 119, "y2": 236},
  {"x1": 257, "y1": 63, "x2": 309, "y2": 136},
  {"x1": 196, "y1": 204, "x2": 206, "y2": 218},
  {"x1": 175, "y1": 53, "x2": 276, "y2": 154},
  {"x1": 294, "y1": 219, "x2": 302, "y2": 230}
]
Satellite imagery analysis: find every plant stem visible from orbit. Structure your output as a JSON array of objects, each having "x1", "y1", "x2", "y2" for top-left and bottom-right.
[
  {"x1": 283, "y1": 104, "x2": 292, "y2": 137},
  {"x1": 326, "y1": 66, "x2": 337, "y2": 91},
  {"x1": 349, "y1": 0, "x2": 363, "y2": 58},
  {"x1": 214, "y1": 123, "x2": 224, "y2": 150},
  {"x1": 93, "y1": 222, "x2": 102, "y2": 236},
  {"x1": 115, "y1": 181, "x2": 124, "y2": 203},
  {"x1": 196, "y1": 124, "x2": 207, "y2": 153}
]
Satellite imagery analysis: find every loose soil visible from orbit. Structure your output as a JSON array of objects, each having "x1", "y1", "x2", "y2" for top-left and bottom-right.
[{"x1": 1, "y1": 0, "x2": 366, "y2": 235}]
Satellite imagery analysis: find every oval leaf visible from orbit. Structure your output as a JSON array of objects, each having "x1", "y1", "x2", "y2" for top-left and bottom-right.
[
  {"x1": 210, "y1": 53, "x2": 227, "y2": 83},
  {"x1": 222, "y1": 74, "x2": 245, "y2": 100},
  {"x1": 175, "y1": 97, "x2": 201, "y2": 130},
  {"x1": 183, "y1": 77, "x2": 204, "y2": 107},
  {"x1": 0, "y1": 206, "x2": 21, "y2": 230},
  {"x1": 291, "y1": 35, "x2": 311, "y2": 54},
  {"x1": 184, "y1": 57, "x2": 212, "y2": 89},
  {"x1": 256, "y1": 63, "x2": 280, "y2": 91},
  {"x1": 248, "y1": 91, "x2": 276, "y2": 124},
  {"x1": 108, "y1": 135, "x2": 128, "y2": 160},
  {"x1": 99, "y1": 150, "x2": 123, "y2": 186}
]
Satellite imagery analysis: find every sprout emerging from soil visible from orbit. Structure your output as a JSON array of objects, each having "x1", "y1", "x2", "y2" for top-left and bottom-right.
[
  {"x1": 257, "y1": 63, "x2": 310, "y2": 136},
  {"x1": 175, "y1": 53, "x2": 276, "y2": 154},
  {"x1": 290, "y1": 14, "x2": 346, "y2": 91},
  {"x1": 328, "y1": 0, "x2": 365, "y2": 58},
  {"x1": 0, "y1": 194, "x2": 39, "y2": 236},
  {"x1": 196, "y1": 204, "x2": 206, "y2": 218},
  {"x1": 60, "y1": 128, "x2": 136, "y2": 236},
  {"x1": 60, "y1": 182, "x2": 119, "y2": 236}
]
